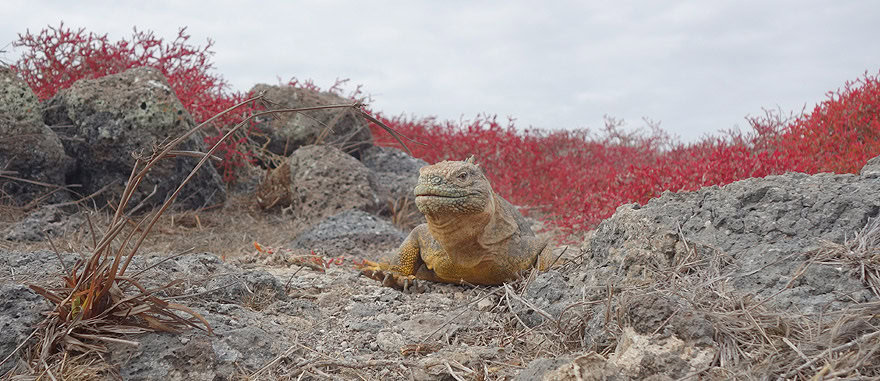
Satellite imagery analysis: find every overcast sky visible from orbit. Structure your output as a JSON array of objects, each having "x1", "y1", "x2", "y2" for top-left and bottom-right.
[{"x1": 3, "y1": 1, "x2": 879, "y2": 141}]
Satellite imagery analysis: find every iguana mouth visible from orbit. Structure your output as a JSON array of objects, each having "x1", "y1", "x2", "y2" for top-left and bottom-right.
[
  {"x1": 414, "y1": 185, "x2": 468, "y2": 199},
  {"x1": 415, "y1": 194, "x2": 463, "y2": 199}
]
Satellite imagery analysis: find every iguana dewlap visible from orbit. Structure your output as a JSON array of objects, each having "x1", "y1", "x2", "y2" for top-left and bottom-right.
[{"x1": 361, "y1": 156, "x2": 551, "y2": 289}]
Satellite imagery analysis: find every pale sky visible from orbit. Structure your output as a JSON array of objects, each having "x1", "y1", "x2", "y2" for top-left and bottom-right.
[{"x1": 3, "y1": 1, "x2": 879, "y2": 141}]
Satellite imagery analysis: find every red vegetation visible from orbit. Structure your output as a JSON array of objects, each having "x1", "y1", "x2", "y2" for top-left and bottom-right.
[
  {"x1": 370, "y1": 72, "x2": 880, "y2": 233},
  {"x1": 12, "y1": 25, "x2": 880, "y2": 236},
  {"x1": 368, "y1": 115, "x2": 798, "y2": 232},
  {"x1": 774, "y1": 74, "x2": 880, "y2": 174}
]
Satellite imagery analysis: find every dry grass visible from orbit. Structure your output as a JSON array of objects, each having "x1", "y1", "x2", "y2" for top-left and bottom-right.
[
  {"x1": 524, "y1": 218, "x2": 880, "y2": 379},
  {"x1": 7, "y1": 352, "x2": 114, "y2": 381},
  {"x1": 8, "y1": 204, "x2": 877, "y2": 379},
  {"x1": 389, "y1": 196, "x2": 424, "y2": 231},
  {"x1": 813, "y1": 216, "x2": 880, "y2": 298},
  {"x1": 255, "y1": 161, "x2": 292, "y2": 212},
  {"x1": 2, "y1": 91, "x2": 413, "y2": 379},
  {"x1": 0, "y1": 204, "x2": 25, "y2": 237}
]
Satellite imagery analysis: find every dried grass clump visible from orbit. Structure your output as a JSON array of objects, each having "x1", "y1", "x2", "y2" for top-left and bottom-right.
[
  {"x1": 255, "y1": 161, "x2": 292, "y2": 211},
  {"x1": 663, "y1": 279, "x2": 879, "y2": 379},
  {"x1": 2, "y1": 92, "x2": 412, "y2": 378},
  {"x1": 389, "y1": 197, "x2": 423, "y2": 231},
  {"x1": 8, "y1": 351, "x2": 114, "y2": 381},
  {"x1": 646, "y1": 231, "x2": 880, "y2": 379},
  {"x1": 813, "y1": 216, "x2": 880, "y2": 298},
  {"x1": 490, "y1": 219, "x2": 880, "y2": 379}
]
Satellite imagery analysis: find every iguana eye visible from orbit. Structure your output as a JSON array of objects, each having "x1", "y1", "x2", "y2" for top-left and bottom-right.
[{"x1": 456, "y1": 172, "x2": 469, "y2": 181}]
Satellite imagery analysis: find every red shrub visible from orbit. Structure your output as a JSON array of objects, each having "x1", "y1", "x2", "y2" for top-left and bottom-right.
[
  {"x1": 773, "y1": 71, "x2": 880, "y2": 174},
  {"x1": 621, "y1": 141, "x2": 792, "y2": 202},
  {"x1": 370, "y1": 115, "x2": 674, "y2": 232}
]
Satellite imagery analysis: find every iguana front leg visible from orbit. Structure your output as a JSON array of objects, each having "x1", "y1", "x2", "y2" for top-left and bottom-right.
[{"x1": 359, "y1": 228, "x2": 424, "y2": 291}]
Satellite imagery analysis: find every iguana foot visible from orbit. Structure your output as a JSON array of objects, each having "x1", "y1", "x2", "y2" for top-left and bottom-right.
[{"x1": 358, "y1": 260, "x2": 423, "y2": 292}]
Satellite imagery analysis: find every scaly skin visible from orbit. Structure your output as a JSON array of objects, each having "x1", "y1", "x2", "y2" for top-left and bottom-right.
[{"x1": 361, "y1": 156, "x2": 552, "y2": 290}]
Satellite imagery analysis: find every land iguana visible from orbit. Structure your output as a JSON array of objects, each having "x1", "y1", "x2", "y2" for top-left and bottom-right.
[{"x1": 360, "y1": 156, "x2": 552, "y2": 290}]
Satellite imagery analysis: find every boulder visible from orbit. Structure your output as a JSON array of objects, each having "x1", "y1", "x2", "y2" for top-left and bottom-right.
[
  {"x1": 861, "y1": 155, "x2": 880, "y2": 179},
  {"x1": 515, "y1": 158, "x2": 880, "y2": 335},
  {"x1": 360, "y1": 145, "x2": 428, "y2": 203},
  {"x1": 42, "y1": 67, "x2": 226, "y2": 211},
  {"x1": 0, "y1": 68, "x2": 72, "y2": 205},
  {"x1": 286, "y1": 144, "x2": 380, "y2": 223},
  {"x1": 360, "y1": 145, "x2": 429, "y2": 228},
  {"x1": 290, "y1": 209, "x2": 407, "y2": 260},
  {"x1": 249, "y1": 84, "x2": 372, "y2": 157},
  {"x1": 584, "y1": 165, "x2": 880, "y2": 313}
]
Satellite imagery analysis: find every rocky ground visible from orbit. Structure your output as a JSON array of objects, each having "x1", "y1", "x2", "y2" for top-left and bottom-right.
[{"x1": 2, "y1": 67, "x2": 880, "y2": 380}]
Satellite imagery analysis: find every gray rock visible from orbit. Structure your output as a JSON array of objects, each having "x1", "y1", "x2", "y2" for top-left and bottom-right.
[
  {"x1": 361, "y1": 145, "x2": 428, "y2": 202},
  {"x1": 513, "y1": 357, "x2": 574, "y2": 381},
  {"x1": 249, "y1": 84, "x2": 372, "y2": 157},
  {"x1": 515, "y1": 270, "x2": 571, "y2": 327},
  {"x1": 861, "y1": 155, "x2": 880, "y2": 179},
  {"x1": 375, "y1": 331, "x2": 405, "y2": 353},
  {"x1": 287, "y1": 144, "x2": 381, "y2": 223},
  {"x1": 0, "y1": 284, "x2": 49, "y2": 375},
  {"x1": 201, "y1": 269, "x2": 289, "y2": 307},
  {"x1": 400, "y1": 312, "x2": 468, "y2": 342},
  {"x1": 3, "y1": 205, "x2": 82, "y2": 242},
  {"x1": 347, "y1": 319, "x2": 385, "y2": 333},
  {"x1": 502, "y1": 161, "x2": 880, "y2": 374},
  {"x1": 135, "y1": 252, "x2": 236, "y2": 286},
  {"x1": 42, "y1": 67, "x2": 226, "y2": 211},
  {"x1": 290, "y1": 209, "x2": 406, "y2": 260},
  {"x1": 106, "y1": 303, "x2": 297, "y2": 381},
  {"x1": 136, "y1": 253, "x2": 288, "y2": 305},
  {"x1": 346, "y1": 302, "x2": 382, "y2": 317},
  {"x1": 0, "y1": 251, "x2": 72, "y2": 374},
  {"x1": 586, "y1": 169, "x2": 880, "y2": 313},
  {"x1": 0, "y1": 67, "x2": 72, "y2": 205},
  {"x1": 623, "y1": 294, "x2": 714, "y2": 345},
  {"x1": 0, "y1": 250, "x2": 78, "y2": 283},
  {"x1": 269, "y1": 298, "x2": 322, "y2": 320},
  {"x1": 361, "y1": 145, "x2": 427, "y2": 175},
  {"x1": 361, "y1": 145, "x2": 430, "y2": 227}
]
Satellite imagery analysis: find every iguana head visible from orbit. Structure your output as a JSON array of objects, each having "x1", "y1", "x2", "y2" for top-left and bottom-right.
[{"x1": 413, "y1": 156, "x2": 493, "y2": 216}]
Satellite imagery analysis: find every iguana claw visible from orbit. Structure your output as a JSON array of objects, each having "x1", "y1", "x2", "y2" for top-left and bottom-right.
[
  {"x1": 403, "y1": 278, "x2": 418, "y2": 292},
  {"x1": 358, "y1": 259, "x2": 423, "y2": 292}
]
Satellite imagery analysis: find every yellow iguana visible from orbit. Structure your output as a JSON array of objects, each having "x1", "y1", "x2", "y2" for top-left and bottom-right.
[{"x1": 360, "y1": 156, "x2": 552, "y2": 290}]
